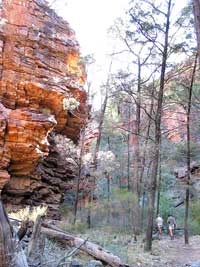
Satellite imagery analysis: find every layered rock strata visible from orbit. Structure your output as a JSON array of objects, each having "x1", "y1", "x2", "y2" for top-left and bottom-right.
[
  {"x1": 0, "y1": 0, "x2": 88, "y2": 212},
  {"x1": 173, "y1": 162, "x2": 200, "y2": 207}
]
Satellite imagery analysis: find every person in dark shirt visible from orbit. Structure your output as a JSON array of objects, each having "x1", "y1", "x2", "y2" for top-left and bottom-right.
[{"x1": 167, "y1": 214, "x2": 177, "y2": 240}]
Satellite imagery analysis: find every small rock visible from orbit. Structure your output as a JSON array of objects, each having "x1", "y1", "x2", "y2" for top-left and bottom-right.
[
  {"x1": 185, "y1": 263, "x2": 200, "y2": 267},
  {"x1": 87, "y1": 260, "x2": 103, "y2": 267},
  {"x1": 71, "y1": 259, "x2": 83, "y2": 267},
  {"x1": 152, "y1": 257, "x2": 160, "y2": 261}
]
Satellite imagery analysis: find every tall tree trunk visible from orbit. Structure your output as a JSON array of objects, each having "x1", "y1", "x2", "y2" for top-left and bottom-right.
[
  {"x1": 156, "y1": 151, "x2": 162, "y2": 216},
  {"x1": 87, "y1": 90, "x2": 108, "y2": 228},
  {"x1": 133, "y1": 58, "x2": 141, "y2": 239},
  {"x1": 74, "y1": 128, "x2": 85, "y2": 225},
  {"x1": 139, "y1": 85, "x2": 154, "y2": 227},
  {"x1": 0, "y1": 199, "x2": 13, "y2": 267},
  {"x1": 106, "y1": 172, "x2": 111, "y2": 223},
  {"x1": 27, "y1": 215, "x2": 45, "y2": 266},
  {"x1": 127, "y1": 104, "x2": 131, "y2": 191},
  {"x1": 145, "y1": 0, "x2": 171, "y2": 252},
  {"x1": 0, "y1": 199, "x2": 28, "y2": 267},
  {"x1": 139, "y1": 85, "x2": 155, "y2": 197},
  {"x1": 193, "y1": 0, "x2": 200, "y2": 62},
  {"x1": 87, "y1": 61, "x2": 113, "y2": 227},
  {"x1": 184, "y1": 54, "x2": 197, "y2": 244}
]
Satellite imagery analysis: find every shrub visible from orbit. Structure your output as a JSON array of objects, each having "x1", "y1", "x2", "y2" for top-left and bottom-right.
[
  {"x1": 190, "y1": 200, "x2": 200, "y2": 234},
  {"x1": 59, "y1": 219, "x2": 88, "y2": 234},
  {"x1": 9, "y1": 205, "x2": 47, "y2": 222}
]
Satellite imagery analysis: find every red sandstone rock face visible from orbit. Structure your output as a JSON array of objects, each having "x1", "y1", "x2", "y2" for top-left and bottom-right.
[{"x1": 0, "y1": 0, "x2": 88, "y2": 210}]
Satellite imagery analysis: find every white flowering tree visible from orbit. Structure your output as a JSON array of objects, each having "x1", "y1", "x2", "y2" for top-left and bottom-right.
[{"x1": 82, "y1": 150, "x2": 120, "y2": 224}]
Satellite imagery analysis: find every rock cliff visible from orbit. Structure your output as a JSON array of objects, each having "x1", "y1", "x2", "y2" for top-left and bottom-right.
[{"x1": 0, "y1": 0, "x2": 88, "y2": 214}]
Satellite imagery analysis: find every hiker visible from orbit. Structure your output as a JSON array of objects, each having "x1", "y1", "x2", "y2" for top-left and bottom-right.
[
  {"x1": 167, "y1": 214, "x2": 177, "y2": 240},
  {"x1": 156, "y1": 214, "x2": 163, "y2": 236}
]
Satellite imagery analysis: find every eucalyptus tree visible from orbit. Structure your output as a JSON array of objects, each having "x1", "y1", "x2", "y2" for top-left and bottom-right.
[
  {"x1": 127, "y1": 0, "x2": 179, "y2": 251},
  {"x1": 165, "y1": 54, "x2": 198, "y2": 244},
  {"x1": 109, "y1": 0, "x2": 172, "y2": 248},
  {"x1": 109, "y1": 7, "x2": 161, "y2": 240},
  {"x1": 87, "y1": 62, "x2": 114, "y2": 228},
  {"x1": 184, "y1": 54, "x2": 198, "y2": 244}
]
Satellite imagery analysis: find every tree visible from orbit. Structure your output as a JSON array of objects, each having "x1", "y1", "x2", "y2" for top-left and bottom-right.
[
  {"x1": 125, "y1": 0, "x2": 173, "y2": 251},
  {"x1": 87, "y1": 62, "x2": 113, "y2": 228},
  {"x1": 73, "y1": 128, "x2": 86, "y2": 224},
  {"x1": 184, "y1": 54, "x2": 197, "y2": 244},
  {"x1": 164, "y1": 53, "x2": 198, "y2": 243},
  {"x1": 145, "y1": 0, "x2": 172, "y2": 251},
  {"x1": 109, "y1": 12, "x2": 160, "y2": 239},
  {"x1": 0, "y1": 199, "x2": 28, "y2": 267}
]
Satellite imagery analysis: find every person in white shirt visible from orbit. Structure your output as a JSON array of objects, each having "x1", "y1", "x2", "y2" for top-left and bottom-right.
[{"x1": 156, "y1": 214, "x2": 163, "y2": 236}]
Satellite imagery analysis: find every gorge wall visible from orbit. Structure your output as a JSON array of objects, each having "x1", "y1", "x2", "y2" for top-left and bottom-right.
[{"x1": 0, "y1": 0, "x2": 88, "y2": 215}]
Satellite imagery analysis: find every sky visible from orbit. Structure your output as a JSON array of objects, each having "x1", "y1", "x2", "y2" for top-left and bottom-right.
[
  {"x1": 49, "y1": 0, "x2": 189, "y2": 58},
  {"x1": 48, "y1": 0, "x2": 130, "y2": 107},
  {"x1": 49, "y1": 0, "x2": 129, "y2": 58},
  {"x1": 48, "y1": 0, "x2": 190, "y2": 108}
]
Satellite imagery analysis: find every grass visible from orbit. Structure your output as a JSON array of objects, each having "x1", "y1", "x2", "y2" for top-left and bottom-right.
[{"x1": 58, "y1": 221, "x2": 146, "y2": 264}]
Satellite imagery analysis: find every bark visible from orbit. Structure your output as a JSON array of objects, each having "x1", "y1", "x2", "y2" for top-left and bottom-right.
[
  {"x1": 193, "y1": 0, "x2": 200, "y2": 62},
  {"x1": 133, "y1": 59, "x2": 141, "y2": 238},
  {"x1": 41, "y1": 224, "x2": 125, "y2": 267},
  {"x1": 0, "y1": 199, "x2": 13, "y2": 267},
  {"x1": 93, "y1": 93, "x2": 108, "y2": 169},
  {"x1": 141, "y1": 191, "x2": 146, "y2": 229},
  {"x1": 145, "y1": 0, "x2": 172, "y2": 252},
  {"x1": 0, "y1": 199, "x2": 28, "y2": 267},
  {"x1": 127, "y1": 104, "x2": 131, "y2": 191},
  {"x1": 74, "y1": 128, "x2": 86, "y2": 224},
  {"x1": 27, "y1": 215, "x2": 45, "y2": 266},
  {"x1": 156, "y1": 150, "x2": 162, "y2": 216},
  {"x1": 139, "y1": 85, "x2": 155, "y2": 227},
  {"x1": 139, "y1": 86, "x2": 154, "y2": 194},
  {"x1": 184, "y1": 54, "x2": 198, "y2": 245},
  {"x1": 106, "y1": 172, "x2": 111, "y2": 223},
  {"x1": 17, "y1": 219, "x2": 29, "y2": 241}
]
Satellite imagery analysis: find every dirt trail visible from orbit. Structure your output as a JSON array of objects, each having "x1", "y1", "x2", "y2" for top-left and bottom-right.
[
  {"x1": 155, "y1": 235, "x2": 200, "y2": 267},
  {"x1": 129, "y1": 235, "x2": 200, "y2": 267}
]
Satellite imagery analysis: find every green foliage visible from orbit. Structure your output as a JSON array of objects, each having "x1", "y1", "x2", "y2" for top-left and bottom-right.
[
  {"x1": 159, "y1": 193, "x2": 176, "y2": 222},
  {"x1": 190, "y1": 200, "x2": 200, "y2": 234},
  {"x1": 172, "y1": 141, "x2": 200, "y2": 164},
  {"x1": 81, "y1": 54, "x2": 96, "y2": 65},
  {"x1": 176, "y1": 3, "x2": 194, "y2": 27},
  {"x1": 40, "y1": 107, "x2": 51, "y2": 115},
  {"x1": 59, "y1": 219, "x2": 88, "y2": 234},
  {"x1": 161, "y1": 166, "x2": 176, "y2": 191},
  {"x1": 59, "y1": 203, "x2": 72, "y2": 218},
  {"x1": 188, "y1": 219, "x2": 200, "y2": 235},
  {"x1": 113, "y1": 188, "x2": 135, "y2": 203}
]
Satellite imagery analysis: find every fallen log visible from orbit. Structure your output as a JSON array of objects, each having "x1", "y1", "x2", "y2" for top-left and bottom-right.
[{"x1": 41, "y1": 224, "x2": 127, "y2": 267}]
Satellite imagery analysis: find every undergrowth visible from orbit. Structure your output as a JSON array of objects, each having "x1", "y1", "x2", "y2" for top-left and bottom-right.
[{"x1": 9, "y1": 205, "x2": 47, "y2": 222}]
